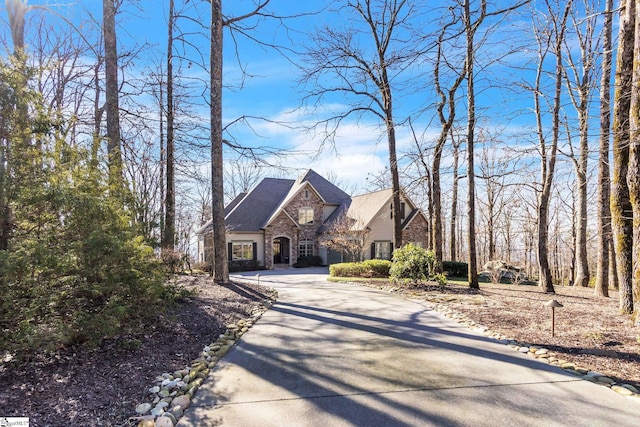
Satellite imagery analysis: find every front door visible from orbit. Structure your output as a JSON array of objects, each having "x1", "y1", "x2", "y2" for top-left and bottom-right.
[{"x1": 273, "y1": 237, "x2": 290, "y2": 264}]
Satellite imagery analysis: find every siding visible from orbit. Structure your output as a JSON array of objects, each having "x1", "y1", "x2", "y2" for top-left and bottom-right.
[{"x1": 227, "y1": 232, "x2": 265, "y2": 264}]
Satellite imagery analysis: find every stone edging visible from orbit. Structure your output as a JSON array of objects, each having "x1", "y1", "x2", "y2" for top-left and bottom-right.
[
  {"x1": 432, "y1": 302, "x2": 640, "y2": 400},
  {"x1": 128, "y1": 292, "x2": 277, "y2": 427},
  {"x1": 349, "y1": 279, "x2": 640, "y2": 400}
]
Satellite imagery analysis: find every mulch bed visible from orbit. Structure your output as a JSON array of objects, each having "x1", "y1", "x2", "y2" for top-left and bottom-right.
[{"x1": 0, "y1": 276, "x2": 275, "y2": 427}]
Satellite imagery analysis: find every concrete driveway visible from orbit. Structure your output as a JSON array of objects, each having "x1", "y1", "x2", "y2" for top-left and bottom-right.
[{"x1": 177, "y1": 268, "x2": 640, "y2": 426}]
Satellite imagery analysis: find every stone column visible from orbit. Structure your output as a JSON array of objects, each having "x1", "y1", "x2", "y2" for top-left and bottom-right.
[{"x1": 264, "y1": 228, "x2": 273, "y2": 270}]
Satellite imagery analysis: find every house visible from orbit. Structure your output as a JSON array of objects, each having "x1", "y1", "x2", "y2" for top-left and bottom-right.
[{"x1": 196, "y1": 169, "x2": 429, "y2": 269}]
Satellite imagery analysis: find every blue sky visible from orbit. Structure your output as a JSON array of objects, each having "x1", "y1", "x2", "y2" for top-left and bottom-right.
[{"x1": 0, "y1": 1, "x2": 604, "y2": 199}]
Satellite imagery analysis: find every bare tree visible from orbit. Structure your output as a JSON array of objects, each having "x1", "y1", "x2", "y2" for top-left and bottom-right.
[
  {"x1": 529, "y1": 0, "x2": 572, "y2": 294},
  {"x1": 595, "y1": 0, "x2": 614, "y2": 297},
  {"x1": 210, "y1": 0, "x2": 228, "y2": 283},
  {"x1": 319, "y1": 210, "x2": 370, "y2": 262},
  {"x1": 162, "y1": 0, "x2": 176, "y2": 251},
  {"x1": 477, "y1": 138, "x2": 514, "y2": 262},
  {"x1": 449, "y1": 132, "x2": 462, "y2": 261},
  {"x1": 462, "y1": 0, "x2": 480, "y2": 289},
  {"x1": 628, "y1": 0, "x2": 640, "y2": 322},
  {"x1": 612, "y1": 0, "x2": 635, "y2": 314},
  {"x1": 458, "y1": 0, "x2": 529, "y2": 288},
  {"x1": 563, "y1": 0, "x2": 599, "y2": 288},
  {"x1": 299, "y1": 0, "x2": 423, "y2": 250},
  {"x1": 224, "y1": 156, "x2": 263, "y2": 202},
  {"x1": 431, "y1": 14, "x2": 466, "y2": 267},
  {"x1": 210, "y1": 0, "x2": 285, "y2": 283}
]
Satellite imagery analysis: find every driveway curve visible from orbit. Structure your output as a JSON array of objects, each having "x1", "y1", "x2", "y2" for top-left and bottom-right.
[{"x1": 177, "y1": 268, "x2": 640, "y2": 426}]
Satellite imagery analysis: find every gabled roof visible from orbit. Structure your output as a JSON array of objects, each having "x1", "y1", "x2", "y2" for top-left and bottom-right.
[
  {"x1": 276, "y1": 169, "x2": 350, "y2": 208},
  {"x1": 197, "y1": 169, "x2": 351, "y2": 234},
  {"x1": 347, "y1": 188, "x2": 394, "y2": 229},
  {"x1": 299, "y1": 169, "x2": 350, "y2": 205},
  {"x1": 225, "y1": 192, "x2": 247, "y2": 216},
  {"x1": 323, "y1": 188, "x2": 427, "y2": 233},
  {"x1": 196, "y1": 169, "x2": 427, "y2": 236},
  {"x1": 262, "y1": 169, "x2": 350, "y2": 228}
]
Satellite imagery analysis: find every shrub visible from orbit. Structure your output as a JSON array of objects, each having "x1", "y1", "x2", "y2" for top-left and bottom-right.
[
  {"x1": 228, "y1": 260, "x2": 261, "y2": 272},
  {"x1": 362, "y1": 259, "x2": 392, "y2": 278},
  {"x1": 161, "y1": 249, "x2": 186, "y2": 274},
  {"x1": 330, "y1": 262, "x2": 365, "y2": 277},
  {"x1": 390, "y1": 243, "x2": 438, "y2": 286},
  {"x1": 294, "y1": 255, "x2": 323, "y2": 268},
  {"x1": 0, "y1": 164, "x2": 175, "y2": 357},
  {"x1": 442, "y1": 260, "x2": 468, "y2": 277},
  {"x1": 192, "y1": 261, "x2": 212, "y2": 273}
]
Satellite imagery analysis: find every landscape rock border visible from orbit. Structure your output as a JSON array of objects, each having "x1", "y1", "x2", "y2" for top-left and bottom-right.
[
  {"x1": 130, "y1": 277, "x2": 639, "y2": 426},
  {"x1": 432, "y1": 302, "x2": 640, "y2": 400},
  {"x1": 349, "y1": 279, "x2": 640, "y2": 400},
  {"x1": 128, "y1": 291, "x2": 277, "y2": 427}
]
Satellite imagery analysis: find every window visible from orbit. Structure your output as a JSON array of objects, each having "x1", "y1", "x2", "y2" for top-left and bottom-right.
[
  {"x1": 374, "y1": 241, "x2": 392, "y2": 260},
  {"x1": 299, "y1": 208, "x2": 314, "y2": 225},
  {"x1": 299, "y1": 239, "x2": 314, "y2": 257},
  {"x1": 304, "y1": 189, "x2": 310, "y2": 199},
  {"x1": 232, "y1": 241, "x2": 253, "y2": 260}
]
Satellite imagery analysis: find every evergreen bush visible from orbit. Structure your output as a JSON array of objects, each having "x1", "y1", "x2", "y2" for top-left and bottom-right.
[
  {"x1": 442, "y1": 260, "x2": 469, "y2": 277},
  {"x1": 0, "y1": 151, "x2": 173, "y2": 356},
  {"x1": 362, "y1": 259, "x2": 392, "y2": 277},
  {"x1": 294, "y1": 255, "x2": 323, "y2": 268},
  {"x1": 329, "y1": 262, "x2": 365, "y2": 277},
  {"x1": 389, "y1": 243, "x2": 440, "y2": 286}
]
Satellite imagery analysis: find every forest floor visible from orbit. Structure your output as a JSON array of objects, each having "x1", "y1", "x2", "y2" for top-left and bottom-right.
[
  {"x1": 1, "y1": 274, "x2": 639, "y2": 426},
  {"x1": 0, "y1": 275, "x2": 276, "y2": 427}
]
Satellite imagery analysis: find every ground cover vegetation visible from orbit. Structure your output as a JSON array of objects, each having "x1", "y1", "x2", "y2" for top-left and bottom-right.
[{"x1": 0, "y1": 276, "x2": 273, "y2": 426}]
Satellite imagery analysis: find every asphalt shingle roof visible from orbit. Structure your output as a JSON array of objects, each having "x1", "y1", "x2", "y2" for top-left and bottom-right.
[
  {"x1": 225, "y1": 178, "x2": 294, "y2": 232},
  {"x1": 198, "y1": 169, "x2": 426, "y2": 235}
]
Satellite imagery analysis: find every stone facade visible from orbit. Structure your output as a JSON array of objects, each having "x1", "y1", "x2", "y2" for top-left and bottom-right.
[
  {"x1": 264, "y1": 211, "x2": 297, "y2": 269},
  {"x1": 402, "y1": 213, "x2": 429, "y2": 248},
  {"x1": 263, "y1": 185, "x2": 326, "y2": 268}
]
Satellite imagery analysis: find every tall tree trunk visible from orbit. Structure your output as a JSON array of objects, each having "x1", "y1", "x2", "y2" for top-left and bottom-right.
[
  {"x1": 159, "y1": 71, "x2": 165, "y2": 246},
  {"x1": 464, "y1": 0, "x2": 479, "y2": 289},
  {"x1": 432, "y1": 27, "x2": 465, "y2": 267},
  {"x1": 91, "y1": 59, "x2": 104, "y2": 172},
  {"x1": 103, "y1": 0, "x2": 123, "y2": 188},
  {"x1": 536, "y1": 0, "x2": 571, "y2": 294},
  {"x1": 449, "y1": 136, "x2": 460, "y2": 261},
  {"x1": 381, "y1": 64, "x2": 401, "y2": 249},
  {"x1": 432, "y1": 148, "x2": 444, "y2": 262},
  {"x1": 0, "y1": 112, "x2": 7, "y2": 251},
  {"x1": 611, "y1": 0, "x2": 635, "y2": 314},
  {"x1": 163, "y1": 0, "x2": 176, "y2": 250},
  {"x1": 564, "y1": 2, "x2": 597, "y2": 288},
  {"x1": 388, "y1": 121, "x2": 402, "y2": 249},
  {"x1": 595, "y1": 0, "x2": 614, "y2": 297},
  {"x1": 210, "y1": 0, "x2": 229, "y2": 283},
  {"x1": 628, "y1": 0, "x2": 640, "y2": 323},
  {"x1": 574, "y1": 109, "x2": 589, "y2": 287}
]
